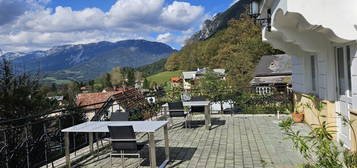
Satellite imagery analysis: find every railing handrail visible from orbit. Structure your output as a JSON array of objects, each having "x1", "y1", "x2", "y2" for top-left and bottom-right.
[{"x1": 0, "y1": 100, "x2": 108, "y2": 126}]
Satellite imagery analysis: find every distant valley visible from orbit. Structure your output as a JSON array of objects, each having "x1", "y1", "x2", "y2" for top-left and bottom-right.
[{"x1": 2, "y1": 40, "x2": 175, "y2": 83}]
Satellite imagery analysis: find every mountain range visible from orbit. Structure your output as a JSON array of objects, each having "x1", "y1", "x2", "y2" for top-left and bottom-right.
[
  {"x1": 1, "y1": 40, "x2": 175, "y2": 82},
  {"x1": 0, "y1": 0, "x2": 249, "y2": 83}
]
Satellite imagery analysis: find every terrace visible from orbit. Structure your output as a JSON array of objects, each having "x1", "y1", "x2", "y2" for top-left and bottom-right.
[
  {"x1": 0, "y1": 88, "x2": 307, "y2": 168},
  {"x1": 76, "y1": 115, "x2": 308, "y2": 168}
]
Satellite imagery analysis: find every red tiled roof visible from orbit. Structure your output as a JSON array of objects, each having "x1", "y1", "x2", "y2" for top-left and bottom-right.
[
  {"x1": 76, "y1": 91, "x2": 123, "y2": 109},
  {"x1": 111, "y1": 89, "x2": 148, "y2": 110},
  {"x1": 171, "y1": 77, "x2": 182, "y2": 83}
]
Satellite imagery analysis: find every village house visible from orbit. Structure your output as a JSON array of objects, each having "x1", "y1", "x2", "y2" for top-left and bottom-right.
[
  {"x1": 251, "y1": 54, "x2": 292, "y2": 94},
  {"x1": 252, "y1": 0, "x2": 357, "y2": 151},
  {"x1": 182, "y1": 68, "x2": 226, "y2": 90},
  {"x1": 91, "y1": 88, "x2": 149, "y2": 121},
  {"x1": 170, "y1": 76, "x2": 182, "y2": 87},
  {"x1": 76, "y1": 90, "x2": 124, "y2": 120}
]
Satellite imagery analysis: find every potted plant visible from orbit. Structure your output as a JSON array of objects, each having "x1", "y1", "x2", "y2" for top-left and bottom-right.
[{"x1": 291, "y1": 103, "x2": 304, "y2": 123}]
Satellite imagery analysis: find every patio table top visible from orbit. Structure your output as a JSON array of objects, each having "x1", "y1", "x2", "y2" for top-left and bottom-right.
[{"x1": 61, "y1": 121, "x2": 168, "y2": 133}]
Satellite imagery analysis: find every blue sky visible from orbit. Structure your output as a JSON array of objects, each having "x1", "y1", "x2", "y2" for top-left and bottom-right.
[
  {"x1": 0, "y1": 0, "x2": 238, "y2": 52},
  {"x1": 47, "y1": 0, "x2": 234, "y2": 16}
]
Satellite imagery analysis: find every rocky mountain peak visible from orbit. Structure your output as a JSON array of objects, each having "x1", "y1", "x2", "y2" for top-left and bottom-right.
[{"x1": 188, "y1": 0, "x2": 250, "y2": 43}]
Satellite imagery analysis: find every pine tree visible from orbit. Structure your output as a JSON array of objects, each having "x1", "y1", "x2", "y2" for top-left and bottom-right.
[{"x1": 143, "y1": 78, "x2": 150, "y2": 89}]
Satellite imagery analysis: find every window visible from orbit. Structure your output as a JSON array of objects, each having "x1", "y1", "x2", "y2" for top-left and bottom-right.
[
  {"x1": 336, "y1": 46, "x2": 352, "y2": 97},
  {"x1": 347, "y1": 46, "x2": 352, "y2": 97},
  {"x1": 310, "y1": 55, "x2": 317, "y2": 92}
]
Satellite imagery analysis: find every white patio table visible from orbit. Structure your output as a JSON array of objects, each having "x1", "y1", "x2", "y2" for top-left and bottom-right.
[
  {"x1": 61, "y1": 121, "x2": 169, "y2": 168},
  {"x1": 162, "y1": 101, "x2": 211, "y2": 130}
]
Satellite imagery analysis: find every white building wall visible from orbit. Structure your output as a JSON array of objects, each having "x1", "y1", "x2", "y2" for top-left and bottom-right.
[
  {"x1": 286, "y1": 0, "x2": 357, "y2": 41},
  {"x1": 291, "y1": 53, "x2": 305, "y2": 93},
  {"x1": 351, "y1": 45, "x2": 357, "y2": 109}
]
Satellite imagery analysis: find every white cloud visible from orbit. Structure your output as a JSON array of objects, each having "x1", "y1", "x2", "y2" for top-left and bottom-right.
[
  {"x1": 24, "y1": 6, "x2": 106, "y2": 32},
  {"x1": 160, "y1": 1, "x2": 204, "y2": 30},
  {"x1": 156, "y1": 33, "x2": 174, "y2": 43},
  {"x1": 106, "y1": 0, "x2": 164, "y2": 27},
  {"x1": 0, "y1": 0, "x2": 207, "y2": 52},
  {"x1": 155, "y1": 28, "x2": 196, "y2": 48}
]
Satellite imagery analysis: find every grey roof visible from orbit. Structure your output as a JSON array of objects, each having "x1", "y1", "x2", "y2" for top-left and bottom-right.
[
  {"x1": 250, "y1": 76, "x2": 291, "y2": 85},
  {"x1": 254, "y1": 54, "x2": 291, "y2": 77},
  {"x1": 183, "y1": 68, "x2": 225, "y2": 79},
  {"x1": 182, "y1": 71, "x2": 197, "y2": 79},
  {"x1": 213, "y1": 69, "x2": 225, "y2": 75}
]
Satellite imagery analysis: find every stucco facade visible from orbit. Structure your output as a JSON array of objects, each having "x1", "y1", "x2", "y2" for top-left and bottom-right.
[
  {"x1": 257, "y1": 0, "x2": 357, "y2": 149},
  {"x1": 294, "y1": 93, "x2": 337, "y2": 138},
  {"x1": 350, "y1": 112, "x2": 357, "y2": 152}
]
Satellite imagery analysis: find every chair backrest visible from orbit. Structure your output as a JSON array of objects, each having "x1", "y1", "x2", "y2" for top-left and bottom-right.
[
  {"x1": 108, "y1": 126, "x2": 137, "y2": 151},
  {"x1": 110, "y1": 111, "x2": 129, "y2": 121},
  {"x1": 168, "y1": 102, "x2": 185, "y2": 117},
  {"x1": 190, "y1": 96, "x2": 208, "y2": 101},
  {"x1": 168, "y1": 102, "x2": 184, "y2": 110},
  {"x1": 191, "y1": 106, "x2": 205, "y2": 113}
]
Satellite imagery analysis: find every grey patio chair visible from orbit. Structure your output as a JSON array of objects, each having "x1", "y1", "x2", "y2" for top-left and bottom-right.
[
  {"x1": 168, "y1": 102, "x2": 189, "y2": 128},
  {"x1": 190, "y1": 96, "x2": 208, "y2": 101},
  {"x1": 108, "y1": 125, "x2": 145, "y2": 168},
  {"x1": 110, "y1": 111, "x2": 129, "y2": 121}
]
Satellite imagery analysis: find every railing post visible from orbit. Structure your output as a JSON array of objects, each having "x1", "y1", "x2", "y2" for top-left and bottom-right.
[
  {"x1": 43, "y1": 122, "x2": 48, "y2": 168},
  {"x1": 277, "y1": 110, "x2": 280, "y2": 120},
  {"x1": 58, "y1": 117, "x2": 63, "y2": 153},
  {"x1": 25, "y1": 123, "x2": 30, "y2": 168},
  {"x1": 4, "y1": 131, "x2": 9, "y2": 168},
  {"x1": 71, "y1": 115, "x2": 76, "y2": 156}
]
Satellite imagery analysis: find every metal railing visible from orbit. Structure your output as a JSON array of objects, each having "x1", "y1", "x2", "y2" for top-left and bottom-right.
[
  {"x1": 0, "y1": 99, "x2": 163, "y2": 168},
  {"x1": 0, "y1": 87, "x2": 293, "y2": 168},
  {"x1": 176, "y1": 87, "x2": 294, "y2": 115}
]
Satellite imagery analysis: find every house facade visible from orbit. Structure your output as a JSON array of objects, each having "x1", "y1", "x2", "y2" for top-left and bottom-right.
[
  {"x1": 255, "y1": 0, "x2": 357, "y2": 151},
  {"x1": 250, "y1": 54, "x2": 292, "y2": 94},
  {"x1": 182, "y1": 68, "x2": 226, "y2": 90},
  {"x1": 76, "y1": 90, "x2": 123, "y2": 120}
]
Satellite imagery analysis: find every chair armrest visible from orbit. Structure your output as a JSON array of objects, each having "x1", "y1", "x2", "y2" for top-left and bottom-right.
[
  {"x1": 169, "y1": 109, "x2": 185, "y2": 112},
  {"x1": 107, "y1": 138, "x2": 137, "y2": 142},
  {"x1": 103, "y1": 138, "x2": 111, "y2": 141}
]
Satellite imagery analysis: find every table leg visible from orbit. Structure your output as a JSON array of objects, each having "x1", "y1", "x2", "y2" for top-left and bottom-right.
[
  {"x1": 89, "y1": 132, "x2": 93, "y2": 153},
  {"x1": 164, "y1": 125, "x2": 170, "y2": 161},
  {"x1": 204, "y1": 105, "x2": 211, "y2": 130},
  {"x1": 164, "y1": 106, "x2": 168, "y2": 119},
  {"x1": 96, "y1": 132, "x2": 99, "y2": 159},
  {"x1": 64, "y1": 132, "x2": 71, "y2": 168},
  {"x1": 95, "y1": 133, "x2": 99, "y2": 150},
  {"x1": 148, "y1": 132, "x2": 157, "y2": 168}
]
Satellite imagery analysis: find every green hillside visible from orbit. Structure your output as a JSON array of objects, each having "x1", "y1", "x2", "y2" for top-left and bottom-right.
[
  {"x1": 165, "y1": 13, "x2": 281, "y2": 88},
  {"x1": 135, "y1": 58, "x2": 168, "y2": 77},
  {"x1": 147, "y1": 70, "x2": 182, "y2": 86}
]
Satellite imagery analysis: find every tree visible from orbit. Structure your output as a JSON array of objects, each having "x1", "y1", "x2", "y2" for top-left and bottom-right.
[
  {"x1": 0, "y1": 58, "x2": 57, "y2": 120},
  {"x1": 143, "y1": 78, "x2": 150, "y2": 89},
  {"x1": 196, "y1": 69, "x2": 231, "y2": 113},
  {"x1": 126, "y1": 69, "x2": 135, "y2": 86},
  {"x1": 110, "y1": 67, "x2": 124, "y2": 87}
]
